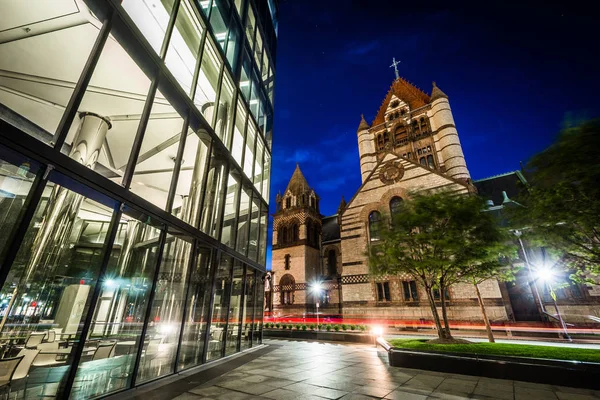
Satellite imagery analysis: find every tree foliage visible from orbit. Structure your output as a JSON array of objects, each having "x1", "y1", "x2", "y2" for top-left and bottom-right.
[
  {"x1": 509, "y1": 119, "x2": 600, "y2": 282},
  {"x1": 368, "y1": 191, "x2": 513, "y2": 340}
]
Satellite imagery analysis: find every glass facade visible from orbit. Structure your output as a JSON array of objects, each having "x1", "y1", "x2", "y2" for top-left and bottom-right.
[{"x1": 0, "y1": 0, "x2": 275, "y2": 398}]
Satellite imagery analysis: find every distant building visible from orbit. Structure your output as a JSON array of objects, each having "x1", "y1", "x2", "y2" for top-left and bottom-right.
[{"x1": 267, "y1": 77, "x2": 512, "y2": 323}]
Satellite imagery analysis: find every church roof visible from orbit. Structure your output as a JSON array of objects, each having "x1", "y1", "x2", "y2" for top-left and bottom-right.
[
  {"x1": 285, "y1": 164, "x2": 311, "y2": 195},
  {"x1": 372, "y1": 78, "x2": 431, "y2": 126},
  {"x1": 474, "y1": 171, "x2": 528, "y2": 207},
  {"x1": 430, "y1": 81, "x2": 448, "y2": 101},
  {"x1": 357, "y1": 114, "x2": 370, "y2": 131}
]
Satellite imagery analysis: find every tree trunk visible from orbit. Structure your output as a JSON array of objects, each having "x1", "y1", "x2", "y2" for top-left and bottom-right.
[
  {"x1": 475, "y1": 282, "x2": 495, "y2": 343},
  {"x1": 439, "y1": 285, "x2": 453, "y2": 339},
  {"x1": 425, "y1": 286, "x2": 447, "y2": 339}
]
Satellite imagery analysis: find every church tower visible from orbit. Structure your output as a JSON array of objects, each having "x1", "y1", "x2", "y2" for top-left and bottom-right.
[{"x1": 271, "y1": 165, "x2": 321, "y2": 314}]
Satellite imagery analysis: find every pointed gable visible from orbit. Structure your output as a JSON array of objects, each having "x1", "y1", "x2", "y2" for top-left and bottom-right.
[{"x1": 372, "y1": 78, "x2": 431, "y2": 126}]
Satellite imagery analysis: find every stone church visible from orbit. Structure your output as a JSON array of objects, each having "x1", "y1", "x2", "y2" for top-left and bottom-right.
[{"x1": 265, "y1": 76, "x2": 599, "y2": 325}]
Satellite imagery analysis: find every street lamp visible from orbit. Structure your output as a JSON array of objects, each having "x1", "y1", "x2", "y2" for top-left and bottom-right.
[
  {"x1": 310, "y1": 282, "x2": 323, "y2": 328},
  {"x1": 536, "y1": 266, "x2": 572, "y2": 342}
]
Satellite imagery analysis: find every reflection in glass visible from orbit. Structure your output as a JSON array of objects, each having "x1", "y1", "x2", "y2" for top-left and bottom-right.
[
  {"x1": 71, "y1": 209, "x2": 162, "y2": 398},
  {"x1": 136, "y1": 235, "x2": 192, "y2": 383},
  {"x1": 208, "y1": 0, "x2": 230, "y2": 51},
  {"x1": 248, "y1": 197, "x2": 260, "y2": 261},
  {"x1": 0, "y1": 173, "x2": 116, "y2": 399},
  {"x1": 239, "y1": 51, "x2": 252, "y2": 101},
  {"x1": 231, "y1": 99, "x2": 247, "y2": 165},
  {"x1": 177, "y1": 247, "x2": 212, "y2": 370},
  {"x1": 243, "y1": 120, "x2": 256, "y2": 178},
  {"x1": 215, "y1": 71, "x2": 235, "y2": 147},
  {"x1": 236, "y1": 188, "x2": 251, "y2": 255},
  {"x1": 221, "y1": 173, "x2": 240, "y2": 248},
  {"x1": 165, "y1": 0, "x2": 205, "y2": 96},
  {"x1": 262, "y1": 152, "x2": 271, "y2": 201},
  {"x1": 0, "y1": 147, "x2": 40, "y2": 253},
  {"x1": 0, "y1": 4, "x2": 100, "y2": 144},
  {"x1": 206, "y1": 255, "x2": 232, "y2": 361},
  {"x1": 62, "y1": 28, "x2": 152, "y2": 185},
  {"x1": 245, "y1": 5, "x2": 256, "y2": 47},
  {"x1": 121, "y1": 0, "x2": 175, "y2": 55},
  {"x1": 171, "y1": 127, "x2": 211, "y2": 226},
  {"x1": 200, "y1": 150, "x2": 228, "y2": 239},
  {"x1": 225, "y1": 262, "x2": 243, "y2": 356},
  {"x1": 253, "y1": 275, "x2": 264, "y2": 346},
  {"x1": 240, "y1": 269, "x2": 255, "y2": 351},
  {"x1": 259, "y1": 207, "x2": 268, "y2": 265},
  {"x1": 130, "y1": 90, "x2": 185, "y2": 210},
  {"x1": 253, "y1": 137, "x2": 264, "y2": 195},
  {"x1": 225, "y1": 21, "x2": 242, "y2": 72},
  {"x1": 194, "y1": 37, "x2": 223, "y2": 128}
]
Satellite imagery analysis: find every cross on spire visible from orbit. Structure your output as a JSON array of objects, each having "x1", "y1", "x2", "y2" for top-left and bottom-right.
[{"x1": 390, "y1": 57, "x2": 401, "y2": 80}]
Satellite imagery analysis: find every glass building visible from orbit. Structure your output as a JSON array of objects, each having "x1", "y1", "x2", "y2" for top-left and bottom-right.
[{"x1": 0, "y1": 0, "x2": 276, "y2": 398}]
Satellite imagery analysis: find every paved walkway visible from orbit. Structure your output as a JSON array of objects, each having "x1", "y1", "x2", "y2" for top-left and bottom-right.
[{"x1": 160, "y1": 339, "x2": 600, "y2": 400}]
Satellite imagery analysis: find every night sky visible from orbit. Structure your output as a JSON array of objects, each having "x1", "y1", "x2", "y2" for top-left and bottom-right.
[{"x1": 265, "y1": 1, "x2": 599, "y2": 269}]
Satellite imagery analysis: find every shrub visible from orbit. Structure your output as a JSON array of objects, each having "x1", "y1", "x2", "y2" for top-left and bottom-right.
[
  {"x1": 325, "y1": 324, "x2": 332, "y2": 331},
  {"x1": 341, "y1": 324, "x2": 347, "y2": 331},
  {"x1": 275, "y1": 323, "x2": 280, "y2": 328},
  {"x1": 350, "y1": 324, "x2": 356, "y2": 330},
  {"x1": 334, "y1": 325, "x2": 341, "y2": 332},
  {"x1": 309, "y1": 324, "x2": 315, "y2": 330},
  {"x1": 302, "y1": 325, "x2": 307, "y2": 331},
  {"x1": 296, "y1": 324, "x2": 301, "y2": 330},
  {"x1": 359, "y1": 325, "x2": 367, "y2": 332}
]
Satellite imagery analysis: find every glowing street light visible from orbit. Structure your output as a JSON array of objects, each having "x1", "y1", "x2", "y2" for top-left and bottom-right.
[{"x1": 536, "y1": 265, "x2": 572, "y2": 342}]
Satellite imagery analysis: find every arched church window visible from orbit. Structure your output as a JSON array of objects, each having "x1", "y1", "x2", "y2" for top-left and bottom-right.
[
  {"x1": 280, "y1": 274, "x2": 295, "y2": 305},
  {"x1": 377, "y1": 134, "x2": 384, "y2": 150},
  {"x1": 291, "y1": 223, "x2": 299, "y2": 242},
  {"x1": 390, "y1": 197, "x2": 403, "y2": 220},
  {"x1": 327, "y1": 249, "x2": 337, "y2": 277},
  {"x1": 400, "y1": 108, "x2": 406, "y2": 116},
  {"x1": 310, "y1": 197, "x2": 315, "y2": 209},
  {"x1": 427, "y1": 155, "x2": 435, "y2": 169},
  {"x1": 369, "y1": 211, "x2": 382, "y2": 242},
  {"x1": 420, "y1": 117, "x2": 429, "y2": 132},
  {"x1": 285, "y1": 197, "x2": 291, "y2": 209},
  {"x1": 391, "y1": 100, "x2": 400, "y2": 108},
  {"x1": 419, "y1": 157, "x2": 427, "y2": 166},
  {"x1": 306, "y1": 220, "x2": 313, "y2": 243},
  {"x1": 313, "y1": 225, "x2": 319, "y2": 246},
  {"x1": 412, "y1": 121, "x2": 418, "y2": 132},
  {"x1": 280, "y1": 226, "x2": 288, "y2": 245},
  {"x1": 395, "y1": 125, "x2": 408, "y2": 143}
]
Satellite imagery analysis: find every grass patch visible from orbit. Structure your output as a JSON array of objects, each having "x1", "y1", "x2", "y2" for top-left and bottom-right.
[{"x1": 387, "y1": 338, "x2": 600, "y2": 363}]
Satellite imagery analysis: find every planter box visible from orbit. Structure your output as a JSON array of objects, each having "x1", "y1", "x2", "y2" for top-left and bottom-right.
[
  {"x1": 263, "y1": 329, "x2": 373, "y2": 344},
  {"x1": 382, "y1": 340, "x2": 600, "y2": 389}
]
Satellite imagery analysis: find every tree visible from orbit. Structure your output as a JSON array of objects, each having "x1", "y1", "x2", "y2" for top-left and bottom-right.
[
  {"x1": 459, "y1": 258, "x2": 518, "y2": 343},
  {"x1": 509, "y1": 119, "x2": 600, "y2": 283},
  {"x1": 368, "y1": 191, "x2": 511, "y2": 342}
]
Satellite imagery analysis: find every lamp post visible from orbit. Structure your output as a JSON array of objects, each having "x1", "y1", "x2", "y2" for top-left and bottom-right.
[
  {"x1": 537, "y1": 268, "x2": 572, "y2": 342},
  {"x1": 513, "y1": 230, "x2": 546, "y2": 318},
  {"x1": 310, "y1": 282, "x2": 323, "y2": 329}
]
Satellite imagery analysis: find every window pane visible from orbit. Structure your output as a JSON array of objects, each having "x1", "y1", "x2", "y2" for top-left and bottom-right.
[
  {"x1": 61, "y1": 28, "x2": 152, "y2": 184},
  {"x1": 136, "y1": 234, "x2": 192, "y2": 383},
  {"x1": 178, "y1": 246, "x2": 212, "y2": 370},
  {"x1": 225, "y1": 20, "x2": 242, "y2": 71},
  {"x1": 0, "y1": 172, "x2": 117, "y2": 399},
  {"x1": 239, "y1": 51, "x2": 252, "y2": 101},
  {"x1": 195, "y1": 37, "x2": 223, "y2": 128},
  {"x1": 253, "y1": 137, "x2": 264, "y2": 194},
  {"x1": 215, "y1": 71, "x2": 235, "y2": 146},
  {"x1": 225, "y1": 262, "x2": 243, "y2": 356},
  {"x1": 121, "y1": 0, "x2": 175, "y2": 54},
  {"x1": 253, "y1": 29, "x2": 263, "y2": 74},
  {"x1": 72, "y1": 208, "x2": 162, "y2": 398},
  {"x1": 209, "y1": 0, "x2": 231, "y2": 51},
  {"x1": 244, "y1": 5, "x2": 256, "y2": 47},
  {"x1": 243, "y1": 120, "x2": 256, "y2": 178},
  {"x1": 262, "y1": 151, "x2": 270, "y2": 202},
  {"x1": 200, "y1": 150, "x2": 227, "y2": 238},
  {"x1": 240, "y1": 269, "x2": 254, "y2": 350},
  {"x1": 0, "y1": 146, "x2": 40, "y2": 253},
  {"x1": 248, "y1": 196, "x2": 260, "y2": 261},
  {"x1": 130, "y1": 90, "x2": 185, "y2": 210},
  {"x1": 171, "y1": 128, "x2": 211, "y2": 226},
  {"x1": 253, "y1": 275, "x2": 264, "y2": 345},
  {"x1": 165, "y1": 0, "x2": 205, "y2": 96},
  {"x1": 0, "y1": 3, "x2": 101, "y2": 145},
  {"x1": 258, "y1": 206, "x2": 268, "y2": 265},
  {"x1": 207, "y1": 255, "x2": 232, "y2": 361},
  {"x1": 249, "y1": 72, "x2": 260, "y2": 120},
  {"x1": 221, "y1": 172, "x2": 240, "y2": 248},
  {"x1": 236, "y1": 187, "x2": 251, "y2": 254},
  {"x1": 231, "y1": 99, "x2": 247, "y2": 165}
]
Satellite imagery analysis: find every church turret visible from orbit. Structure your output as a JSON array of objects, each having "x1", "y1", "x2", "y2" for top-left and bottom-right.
[
  {"x1": 428, "y1": 82, "x2": 470, "y2": 181},
  {"x1": 357, "y1": 114, "x2": 376, "y2": 183}
]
